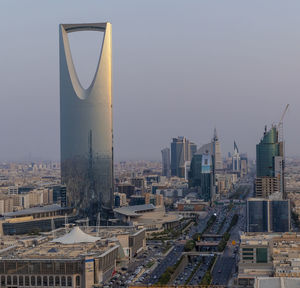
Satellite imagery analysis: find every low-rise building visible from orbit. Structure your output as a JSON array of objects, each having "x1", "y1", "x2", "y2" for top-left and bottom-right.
[
  {"x1": 0, "y1": 227, "x2": 119, "y2": 288},
  {"x1": 237, "y1": 232, "x2": 300, "y2": 287}
]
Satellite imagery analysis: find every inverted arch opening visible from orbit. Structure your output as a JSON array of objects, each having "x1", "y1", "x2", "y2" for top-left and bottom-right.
[{"x1": 67, "y1": 31, "x2": 104, "y2": 89}]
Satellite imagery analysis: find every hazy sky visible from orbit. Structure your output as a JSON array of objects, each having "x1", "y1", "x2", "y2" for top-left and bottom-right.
[{"x1": 0, "y1": 0, "x2": 300, "y2": 161}]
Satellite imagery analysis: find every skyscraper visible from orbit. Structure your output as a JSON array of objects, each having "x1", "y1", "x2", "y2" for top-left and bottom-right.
[
  {"x1": 232, "y1": 141, "x2": 240, "y2": 172},
  {"x1": 171, "y1": 137, "x2": 186, "y2": 177},
  {"x1": 188, "y1": 151, "x2": 215, "y2": 202},
  {"x1": 170, "y1": 137, "x2": 197, "y2": 178},
  {"x1": 161, "y1": 148, "x2": 171, "y2": 178},
  {"x1": 213, "y1": 128, "x2": 223, "y2": 170},
  {"x1": 256, "y1": 125, "x2": 284, "y2": 198},
  {"x1": 60, "y1": 23, "x2": 113, "y2": 219}
]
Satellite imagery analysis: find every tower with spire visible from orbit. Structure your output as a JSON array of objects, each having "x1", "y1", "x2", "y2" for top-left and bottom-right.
[
  {"x1": 232, "y1": 141, "x2": 240, "y2": 172},
  {"x1": 213, "y1": 128, "x2": 223, "y2": 170}
]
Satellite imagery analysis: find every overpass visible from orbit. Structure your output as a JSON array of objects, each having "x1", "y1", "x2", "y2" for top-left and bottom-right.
[
  {"x1": 183, "y1": 251, "x2": 222, "y2": 256},
  {"x1": 196, "y1": 241, "x2": 219, "y2": 247},
  {"x1": 202, "y1": 234, "x2": 223, "y2": 238},
  {"x1": 130, "y1": 285, "x2": 224, "y2": 288}
]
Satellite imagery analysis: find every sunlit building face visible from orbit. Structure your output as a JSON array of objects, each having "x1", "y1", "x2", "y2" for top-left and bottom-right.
[{"x1": 59, "y1": 23, "x2": 113, "y2": 218}]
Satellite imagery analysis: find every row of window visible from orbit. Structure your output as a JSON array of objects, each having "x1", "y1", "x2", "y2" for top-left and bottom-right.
[{"x1": 0, "y1": 275, "x2": 80, "y2": 287}]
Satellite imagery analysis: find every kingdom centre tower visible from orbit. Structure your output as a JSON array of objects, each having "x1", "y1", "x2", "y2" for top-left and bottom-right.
[{"x1": 60, "y1": 23, "x2": 113, "y2": 219}]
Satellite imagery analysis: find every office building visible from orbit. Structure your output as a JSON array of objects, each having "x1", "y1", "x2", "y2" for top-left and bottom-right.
[
  {"x1": 232, "y1": 141, "x2": 240, "y2": 172},
  {"x1": 171, "y1": 137, "x2": 187, "y2": 177},
  {"x1": 60, "y1": 23, "x2": 113, "y2": 218},
  {"x1": 237, "y1": 232, "x2": 300, "y2": 286},
  {"x1": 188, "y1": 141, "x2": 197, "y2": 160},
  {"x1": 51, "y1": 185, "x2": 67, "y2": 207},
  {"x1": 240, "y1": 153, "x2": 248, "y2": 177},
  {"x1": 184, "y1": 161, "x2": 191, "y2": 180},
  {"x1": 256, "y1": 126, "x2": 284, "y2": 198},
  {"x1": 247, "y1": 198, "x2": 290, "y2": 232},
  {"x1": 213, "y1": 128, "x2": 223, "y2": 170},
  {"x1": 170, "y1": 137, "x2": 197, "y2": 178},
  {"x1": 189, "y1": 151, "x2": 215, "y2": 202},
  {"x1": 161, "y1": 147, "x2": 171, "y2": 177}
]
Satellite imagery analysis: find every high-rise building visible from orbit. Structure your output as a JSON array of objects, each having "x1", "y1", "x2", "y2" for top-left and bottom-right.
[
  {"x1": 161, "y1": 148, "x2": 171, "y2": 177},
  {"x1": 240, "y1": 153, "x2": 248, "y2": 177},
  {"x1": 189, "y1": 151, "x2": 215, "y2": 202},
  {"x1": 213, "y1": 128, "x2": 223, "y2": 170},
  {"x1": 187, "y1": 141, "x2": 197, "y2": 160},
  {"x1": 184, "y1": 161, "x2": 191, "y2": 181},
  {"x1": 171, "y1": 137, "x2": 196, "y2": 178},
  {"x1": 256, "y1": 125, "x2": 284, "y2": 198},
  {"x1": 60, "y1": 23, "x2": 113, "y2": 219},
  {"x1": 171, "y1": 137, "x2": 186, "y2": 177},
  {"x1": 232, "y1": 141, "x2": 240, "y2": 172},
  {"x1": 247, "y1": 198, "x2": 290, "y2": 232}
]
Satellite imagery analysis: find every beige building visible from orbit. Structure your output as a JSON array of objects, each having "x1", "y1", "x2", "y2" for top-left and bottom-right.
[
  {"x1": 255, "y1": 177, "x2": 279, "y2": 198},
  {"x1": 0, "y1": 197, "x2": 14, "y2": 214},
  {"x1": 237, "y1": 232, "x2": 300, "y2": 287},
  {"x1": 0, "y1": 227, "x2": 119, "y2": 288}
]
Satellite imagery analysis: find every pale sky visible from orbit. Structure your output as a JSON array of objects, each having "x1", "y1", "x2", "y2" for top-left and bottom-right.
[{"x1": 0, "y1": 0, "x2": 300, "y2": 161}]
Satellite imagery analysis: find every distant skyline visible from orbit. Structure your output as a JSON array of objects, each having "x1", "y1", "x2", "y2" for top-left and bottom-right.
[{"x1": 0, "y1": 0, "x2": 300, "y2": 161}]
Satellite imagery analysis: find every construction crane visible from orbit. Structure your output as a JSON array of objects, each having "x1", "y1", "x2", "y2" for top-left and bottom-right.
[{"x1": 278, "y1": 104, "x2": 289, "y2": 142}]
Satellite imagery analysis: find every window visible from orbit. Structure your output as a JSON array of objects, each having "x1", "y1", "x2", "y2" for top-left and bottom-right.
[
  {"x1": 256, "y1": 248, "x2": 268, "y2": 263},
  {"x1": 7, "y1": 276, "x2": 11, "y2": 285},
  {"x1": 31, "y1": 276, "x2": 36, "y2": 286},
  {"x1": 61, "y1": 276, "x2": 66, "y2": 286},
  {"x1": 37, "y1": 276, "x2": 41, "y2": 286},
  {"x1": 1, "y1": 276, "x2": 5, "y2": 285},
  {"x1": 76, "y1": 275, "x2": 80, "y2": 286},
  {"x1": 243, "y1": 248, "x2": 254, "y2": 251},
  {"x1": 67, "y1": 276, "x2": 72, "y2": 286},
  {"x1": 43, "y1": 276, "x2": 48, "y2": 286},
  {"x1": 49, "y1": 276, "x2": 54, "y2": 286},
  {"x1": 19, "y1": 276, "x2": 24, "y2": 286},
  {"x1": 25, "y1": 276, "x2": 30, "y2": 286},
  {"x1": 13, "y1": 276, "x2": 17, "y2": 285},
  {"x1": 55, "y1": 276, "x2": 60, "y2": 286}
]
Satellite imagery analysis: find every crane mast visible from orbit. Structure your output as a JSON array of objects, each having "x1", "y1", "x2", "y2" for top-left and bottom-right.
[{"x1": 278, "y1": 104, "x2": 289, "y2": 143}]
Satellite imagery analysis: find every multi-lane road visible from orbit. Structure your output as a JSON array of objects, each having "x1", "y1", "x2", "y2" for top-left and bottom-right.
[{"x1": 137, "y1": 176, "x2": 254, "y2": 287}]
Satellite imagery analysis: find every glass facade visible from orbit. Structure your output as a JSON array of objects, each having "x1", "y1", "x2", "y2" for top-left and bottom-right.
[
  {"x1": 256, "y1": 248, "x2": 268, "y2": 263},
  {"x1": 247, "y1": 200, "x2": 269, "y2": 232},
  {"x1": 60, "y1": 23, "x2": 113, "y2": 218},
  {"x1": 256, "y1": 127, "x2": 281, "y2": 177},
  {"x1": 189, "y1": 154, "x2": 214, "y2": 201},
  {"x1": 271, "y1": 200, "x2": 290, "y2": 232}
]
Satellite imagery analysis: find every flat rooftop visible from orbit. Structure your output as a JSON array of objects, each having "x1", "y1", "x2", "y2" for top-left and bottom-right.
[
  {"x1": 113, "y1": 204, "x2": 155, "y2": 217},
  {"x1": 4, "y1": 204, "x2": 70, "y2": 218},
  {"x1": 0, "y1": 228, "x2": 118, "y2": 260},
  {"x1": 255, "y1": 277, "x2": 300, "y2": 288}
]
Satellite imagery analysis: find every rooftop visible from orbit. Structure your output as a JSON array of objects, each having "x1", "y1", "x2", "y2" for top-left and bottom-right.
[
  {"x1": 255, "y1": 277, "x2": 300, "y2": 288},
  {"x1": 113, "y1": 204, "x2": 155, "y2": 217},
  {"x1": 4, "y1": 204, "x2": 70, "y2": 218},
  {"x1": 52, "y1": 227, "x2": 100, "y2": 244}
]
